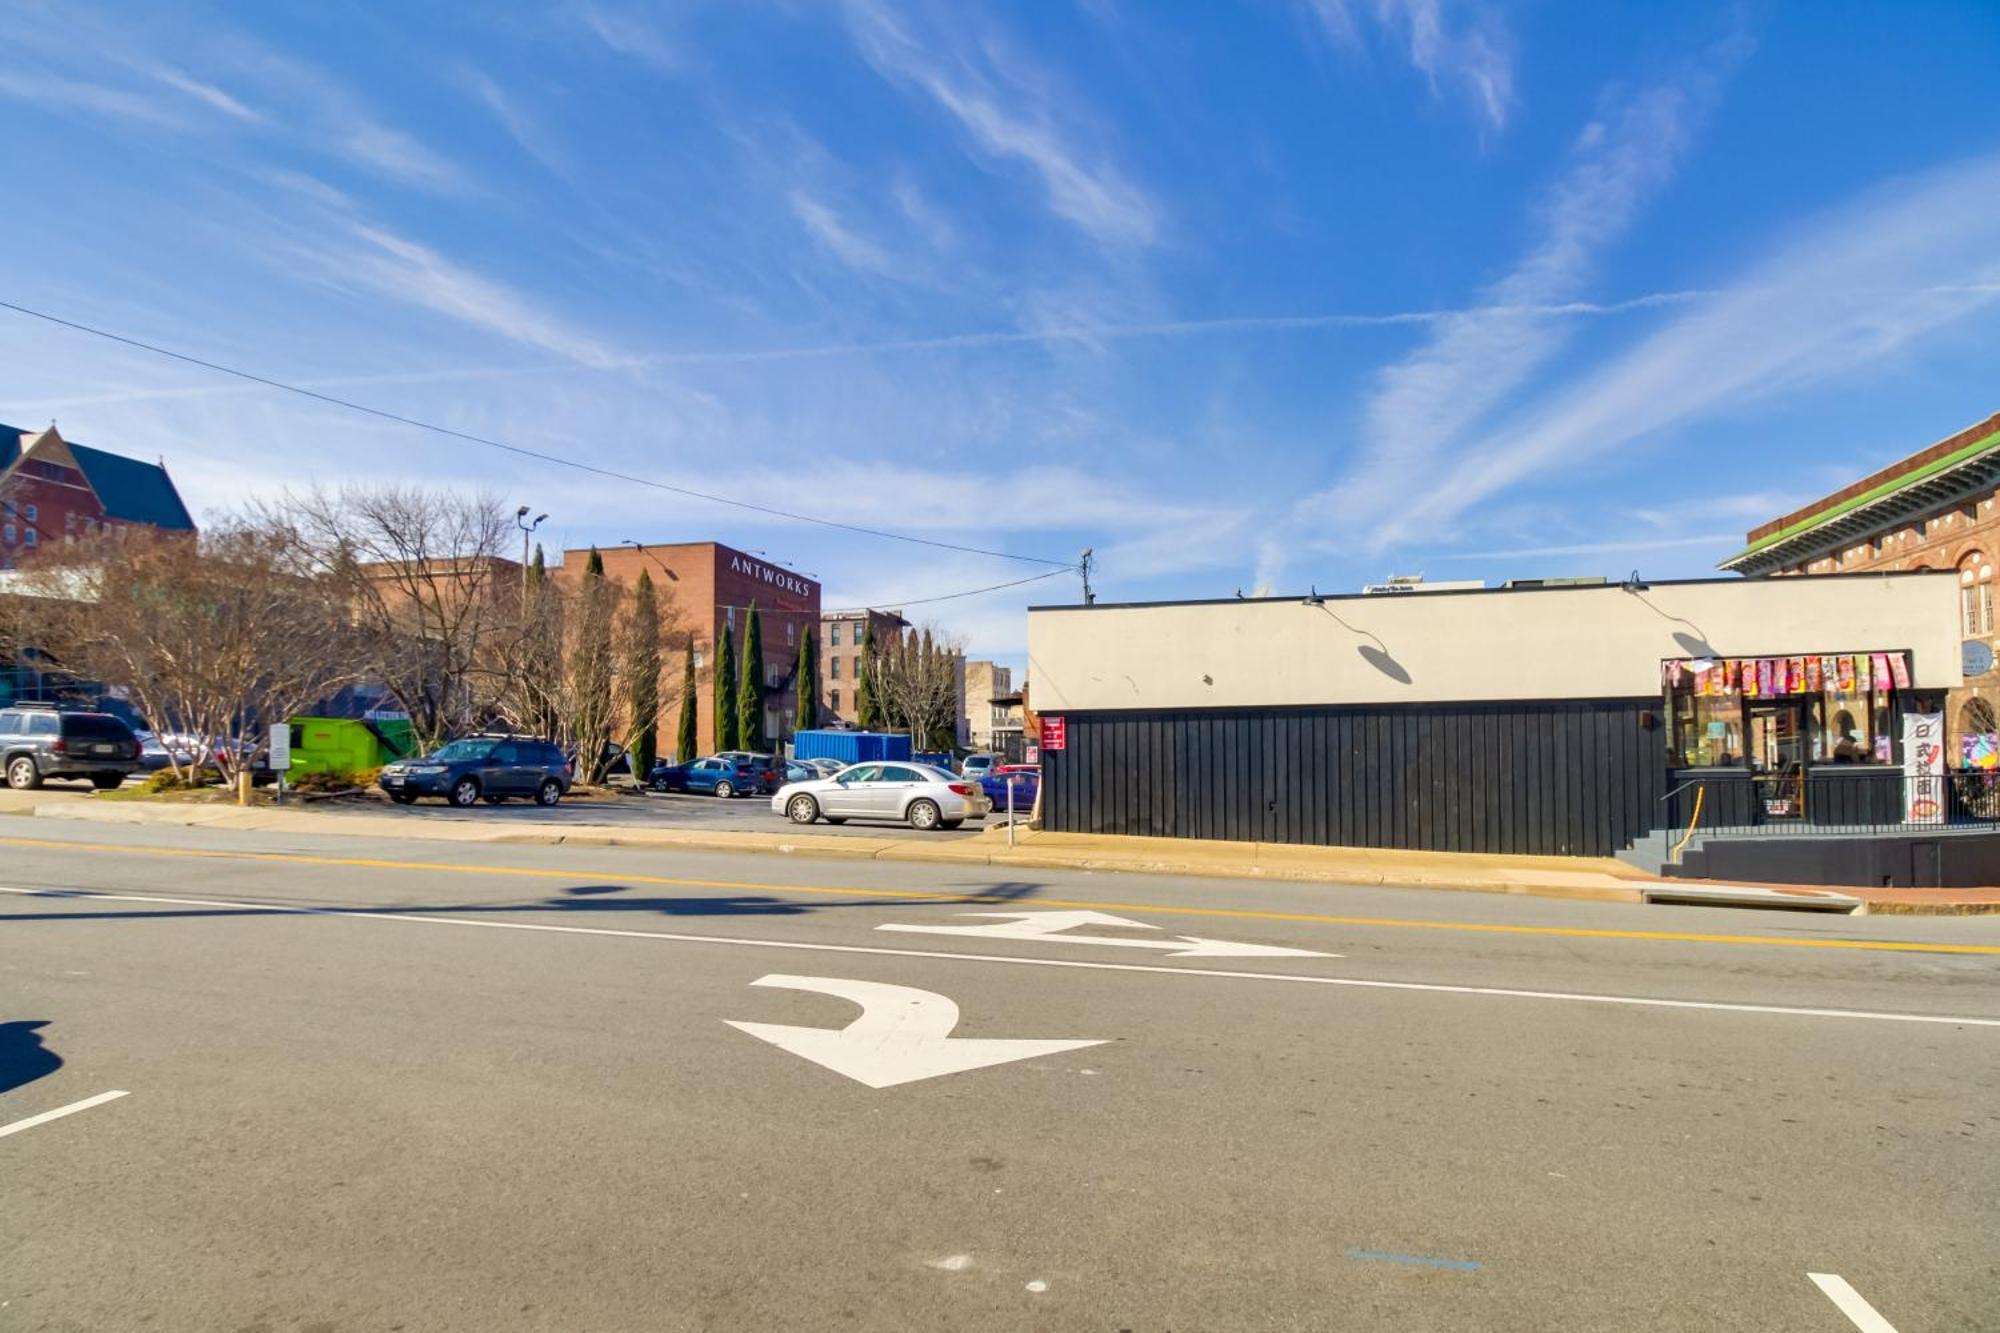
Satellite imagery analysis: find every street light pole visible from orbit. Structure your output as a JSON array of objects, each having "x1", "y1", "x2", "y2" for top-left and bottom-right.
[{"x1": 516, "y1": 506, "x2": 548, "y2": 598}]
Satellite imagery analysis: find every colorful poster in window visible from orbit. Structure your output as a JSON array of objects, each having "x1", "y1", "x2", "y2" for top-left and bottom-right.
[
  {"x1": 1962, "y1": 732, "x2": 1999, "y2": 770},
  {"x1": 1854, "y1": 653, "x2": 1871, "y2": 692},
  {"x1": 1806, "y1": 656, "x2": 1824, "y2": 691},
  {"x1": 1735, "y1": 660, "x2": 1754, "y2": 697},
  {"x1": 1872, "y1": 652, "x2": 1892, "y2": 688},
  {"x1": 1889, "y1": 652, "x2": 1911, "y2": 690},
  {"x1": 1837, "y1": 655, "x2": 1855, "y2": 692},
  {"x1": 1903, "y1": 712, "x2": 1944, "y2": 824},
  {"x1": 1758, "y1": 658, "x2": 1775, "y2": 694}
]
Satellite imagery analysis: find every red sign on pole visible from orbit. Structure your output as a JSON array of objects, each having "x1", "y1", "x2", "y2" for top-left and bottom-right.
[{"x1": 1042, "y1": 716, "x2": 1066, "y2": 751}]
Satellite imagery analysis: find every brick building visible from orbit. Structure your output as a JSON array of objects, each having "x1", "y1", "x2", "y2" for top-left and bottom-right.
[
  {"x1": 1720, "y1": 409, "x2": 2000, "y2": 760},
  {"x1": 816, "y1": 608, "x2": 908, "y2": 725},
  {"x1": 1, "y1": 423, "x2": 195, "y2": 567},
  {"x1": 961, "y1": 660, "x2": 1014, "y2": 752},
  {"x1": 566, "y1": 542, "x2": 821, "y2": 756}
]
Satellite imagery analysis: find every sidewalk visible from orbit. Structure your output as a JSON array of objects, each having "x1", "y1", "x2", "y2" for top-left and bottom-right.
[{"x1": 4, "y1": 789, "x2": 1997, "y2": 915}]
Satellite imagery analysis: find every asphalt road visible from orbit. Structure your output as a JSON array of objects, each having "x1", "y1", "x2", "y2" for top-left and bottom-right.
[{"x1": 2, "y1": 816, "x2": 1996, "y2": 1331}]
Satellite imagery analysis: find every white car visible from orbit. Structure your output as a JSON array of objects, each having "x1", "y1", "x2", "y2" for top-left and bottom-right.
[{"x1": 772, "y1": 761, "x2": 992, "y2": 831}]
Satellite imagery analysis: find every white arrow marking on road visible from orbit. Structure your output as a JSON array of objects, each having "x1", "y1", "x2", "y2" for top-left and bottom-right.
[
  {"x1": 1807, "y1": 1274, "x2": 1899, "y2": 1333},
  {"x1": 725, "y1": 974, "x2": 1106, "y2": 1089},
  {"x1": 877, "y1": 910, "x2": 1339, "y2": 958}
]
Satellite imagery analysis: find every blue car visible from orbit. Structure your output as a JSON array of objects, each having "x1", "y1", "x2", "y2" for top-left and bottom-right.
[
  {"x1": 979, "y1": 765, "x2": 1040, "y2": 811},
  {"x1": 648, "y1": 754, "x2": 767, "y2": 798}
]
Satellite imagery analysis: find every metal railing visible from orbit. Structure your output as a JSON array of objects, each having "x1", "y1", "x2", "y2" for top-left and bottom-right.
[{"x1": 1661, "y1": 769, "x2": 2000, "y2": 847}]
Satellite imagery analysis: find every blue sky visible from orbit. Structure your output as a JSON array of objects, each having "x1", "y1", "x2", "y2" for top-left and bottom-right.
[{"x1": 4, "y1": 1, "x2": 2000, "y2": 663}]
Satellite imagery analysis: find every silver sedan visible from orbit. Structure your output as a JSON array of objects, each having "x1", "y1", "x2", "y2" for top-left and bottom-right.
[{"x1": 771, "y1": 761, "x2": 992, "y2": 830}]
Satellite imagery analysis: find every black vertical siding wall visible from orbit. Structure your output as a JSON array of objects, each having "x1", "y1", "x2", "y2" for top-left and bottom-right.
[{"x1": 1043, "y1": 699, "x2": 1666, "y2": 857}]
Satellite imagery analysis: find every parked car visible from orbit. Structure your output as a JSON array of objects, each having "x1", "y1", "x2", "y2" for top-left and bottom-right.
[
  {"x1": 648, "y1": 754, "x2": 767, "y2": 797},
  {"x1": 771, "y1": 761, "x2": 992, "y2": 831},
  {"x1": 960, "y1": 753, "x2": 997, "y2": 779},
  {"x1": 783, "y1": 760, "x2": 817, "y2": 784},
  {"x1": 979, "y1": 764, "x2": 1041, "y2": 811},
  {"x1": 713, "y1": 751, "x2": 786, "y2": 793},
  {"x1": 378, "y1": 735, "x2": 570, "y2": 807},
  {"x1": 804, "y1": 757, "x2": 846, "y2": 780},
  {"x1": 0, "y1": 704, "x2": 141, "y2": 790}
]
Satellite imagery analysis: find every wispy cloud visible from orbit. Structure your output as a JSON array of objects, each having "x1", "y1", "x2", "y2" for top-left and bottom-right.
[
  {"x1": 148, "y1": 65, "x2": 261, "y2": 121},
  {"x1": 1289, "y1": 39, "x2": 1745, "y2": 547},
  {"x1": 788, "y1": 190, "x2": 897, "y2": 275},
  {"x1": 1425, "y1": 533, "x2": 1739, "y2": 561},
  {"x1": 1385, "y1": 151, "x2": 2000, "y2": 543},
  {"x1": 840, "y1": 0, "x2": 1159, "y2": 245},
  {"x1": 1303, "y1": 0, "x2": 1515, "y2": 132},
  {"x1": 309, "y1": 225, "x2": 624, "y2": 368},
  {"x1": 573, "y1": 3, "x2": 680, "y2": 71},
  {"x1": 461, "y1": 69, "x2": 571, "y2": 177},
  {"x1": 0, "y1": 71, "x2": 184, "y2": 127}
]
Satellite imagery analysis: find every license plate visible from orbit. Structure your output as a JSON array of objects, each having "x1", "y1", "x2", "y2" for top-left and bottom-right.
[
  {"x1": 385, "y1": 777, "x2": 404, "y2": 787},
  {"x1": 93, "y1": 743, "x2": 117, "y2": 755}
]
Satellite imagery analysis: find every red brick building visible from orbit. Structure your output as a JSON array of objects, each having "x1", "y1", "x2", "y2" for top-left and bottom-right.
[
  {"x1": 563, "y1": 542, "x2": 821, "y2": 756},
  {"x1": 1721, "y1": 409, "x2": 2000, "y2": 760},
  {"x1": 816, "y1": 608, "x2": 908, "y2": 725},
  {"x1": 0, "y1": 424, "x2": 196, "y2": 567}
]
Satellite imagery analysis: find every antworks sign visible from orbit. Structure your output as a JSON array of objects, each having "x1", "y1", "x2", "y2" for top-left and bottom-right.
[{"x1": 728, "y1": 553, "x2": 815, "y2": 601}]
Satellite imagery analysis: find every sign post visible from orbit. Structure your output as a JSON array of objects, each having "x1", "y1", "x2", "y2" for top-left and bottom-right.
[{"x1": 268, "y1": 722, "x2": 291, "y2": 804}]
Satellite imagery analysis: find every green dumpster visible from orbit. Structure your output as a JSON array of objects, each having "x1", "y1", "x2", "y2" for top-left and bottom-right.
[{"x1": 287, "y1": 716, "x2": 416, "y2": 779}]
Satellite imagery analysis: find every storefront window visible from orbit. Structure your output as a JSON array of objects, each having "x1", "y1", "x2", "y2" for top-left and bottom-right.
[
  {"x1": 1666, "y1": 653, "x2": 1906, "y2": 770},
  {"x1": 1671, "y1": 688, "x2": 1742, "y2": 767}
]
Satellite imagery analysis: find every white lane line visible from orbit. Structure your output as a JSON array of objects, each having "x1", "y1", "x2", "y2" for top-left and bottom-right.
[
  {"x1": 1808, "y1": 1273, "x2": 1899, "y2": 1333},
  {"x1": 0, "y1": 1089, "x2": 129, "y2": 1140},
  {"x1": 4, "y1": 886, "x2": 1998, "y2": 1029}
]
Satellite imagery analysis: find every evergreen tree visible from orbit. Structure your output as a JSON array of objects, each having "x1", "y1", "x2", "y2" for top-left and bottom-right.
[
  {"x1": 676, "y1": 637, "x2": 698, "y2": 762},
  {"x1": 624, "y1": 569, "x2": 661, "y2": 780},
  {"x1": 568, "y1": 547, "x2": 616, "y2": 783},
  {"x1": 713, "y1": 621, "x2": 739, "y2": 751},
  {"x1": 793, "y1": 631, "x2": 816, "y2": 734},
  {"x1": 737, "y1": 604, "x2": 766, "y2": 752},
  {"x1": 855, "y1": 617, "x2": 879, "y2": 729}
]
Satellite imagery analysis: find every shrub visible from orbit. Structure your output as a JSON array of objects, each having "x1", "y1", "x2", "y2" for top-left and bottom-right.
[
  {"x1": 290, "y1": 767, "x2": 380, "y2": 794},
  {"x1": 139, "y1": 768, "x2": 217, "y2": 794}
]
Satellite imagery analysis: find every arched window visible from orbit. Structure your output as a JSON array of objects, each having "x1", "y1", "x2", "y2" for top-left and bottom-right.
[
  {"x1": 1962, "y1": 698, "x2": 1997, "y2": 736},
  {"x1": 1960, "y1": 552, "x2": 1995, "y2": 637}
]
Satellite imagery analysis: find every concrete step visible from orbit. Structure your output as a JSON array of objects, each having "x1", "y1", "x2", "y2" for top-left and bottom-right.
[{"x1": 1639, "y1": 881, "x2": 1862, "y2": 913}]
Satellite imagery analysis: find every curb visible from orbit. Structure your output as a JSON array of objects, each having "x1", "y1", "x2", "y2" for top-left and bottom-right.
[{"x1": 11, "y1": 796, "x2": 1994, "y2": 913}]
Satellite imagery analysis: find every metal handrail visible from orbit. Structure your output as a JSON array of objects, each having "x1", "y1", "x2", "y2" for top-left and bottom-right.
[{"x1": 1658, "y1": 778, "x2": 1707, "y2": 803}]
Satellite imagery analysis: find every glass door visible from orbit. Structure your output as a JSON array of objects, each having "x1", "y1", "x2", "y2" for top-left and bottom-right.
[{"x1": 1748, "y1": 700, "x2": 1806, "y2": 819}]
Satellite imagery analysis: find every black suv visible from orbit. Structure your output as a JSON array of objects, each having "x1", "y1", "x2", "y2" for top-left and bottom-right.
[
  {"x1": 0, "y1": 704, "x2": 140, "y2": 790},
  {"x1": 377, "y1": 735, "x2": 572, "y2": 808}
]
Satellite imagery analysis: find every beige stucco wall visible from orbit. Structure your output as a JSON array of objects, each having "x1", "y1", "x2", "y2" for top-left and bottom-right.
[{"x1": 1027, "y1": 574, "x2": 1962, "y2": 712}]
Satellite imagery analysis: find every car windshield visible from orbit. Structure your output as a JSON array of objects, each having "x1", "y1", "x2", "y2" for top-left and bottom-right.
[{"x1": 429, "y1": 740, "x2": 494, "y2": 762}]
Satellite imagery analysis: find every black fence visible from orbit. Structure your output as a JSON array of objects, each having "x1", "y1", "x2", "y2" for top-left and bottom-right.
[
  {"x1": 1040, "y1": 699, "x2": 1667, "y2": 857},
  {"x1": 1661, "y1": 766, "x2": 2000, "y2": 846}
]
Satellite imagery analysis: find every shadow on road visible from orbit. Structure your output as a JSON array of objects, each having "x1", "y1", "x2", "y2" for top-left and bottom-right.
[
  {"x1": 0, "y1": 1020, "x2": 62, "y2": 1096},
  {"x1": 0, "y1": 878, "x2": 1047, "y2": 927}
]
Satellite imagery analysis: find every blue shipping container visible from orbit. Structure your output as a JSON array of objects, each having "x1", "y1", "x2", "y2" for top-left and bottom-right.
[{"x1": 790, "y1": 730, "x2": 914, "y2": 764}]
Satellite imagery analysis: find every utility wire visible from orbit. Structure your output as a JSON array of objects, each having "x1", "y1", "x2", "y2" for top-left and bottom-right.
[{"x1": 0, "y1": 299, "x2": 1078, "y2": 569}]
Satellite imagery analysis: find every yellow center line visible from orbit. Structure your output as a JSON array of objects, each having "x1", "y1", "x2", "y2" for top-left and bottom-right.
[{"x1": 2, "y1": 834, "x2": 1996, "y2": 956}]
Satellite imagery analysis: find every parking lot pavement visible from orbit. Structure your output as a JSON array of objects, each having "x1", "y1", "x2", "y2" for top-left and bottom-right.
[{"x1": 316, "y1": 787, "x2": 994, "y2": 840}]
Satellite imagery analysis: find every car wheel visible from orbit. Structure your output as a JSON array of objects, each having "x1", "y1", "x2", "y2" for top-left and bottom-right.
[
  {"x1": 787, "y1": 794, "x2": 820, "y2": 825},
  {"x1": 389, "y1": 792, "x2": 417, "y2": 805},
  {"x1": 536, "y1": 779, "x2": 562, "y2": 806},
  {"x1": 7, "y1": 756, "x2": 41, "y2": 791},
  {"x1": 907, "y1": 799, "x2": 942, "y2": 831},
  {"x1": 91, "y1": 774, "x2": 125, "y2": 790},
  {"x1": 449, "y1": 777, "x2": 480, "y2": 808},
  {"x1": 714, "y1": 780, "x2": 735, "y2": 799}
]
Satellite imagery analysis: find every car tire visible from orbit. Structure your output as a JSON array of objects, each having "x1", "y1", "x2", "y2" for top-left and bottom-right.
[
  {"x1": 389, "y1": 792, "x2": 417, "y2": 805},
  {"x1": 714, "y1": 780, "x2": 735, "y2": 799},
  {"x1": 824, "y1": 816, "x2": 846, "y2": 825},
  {"x1": 7, "y1": 756, "x2": 42, "y2": 791},
  {"x1": 787, "y1": 794, "x2": 820, "y2": 825},
  {"x1": 449, "y1": 777, "x2": 480, "y2": 808},
  {"x1": 907, "y1": 799, "x2": 942, "y2": 831},
  {"x1": 536, "y1": 779, "x2": 562, "y2": 807},
  {"x1": 91, "y1": 774, "x2": 124, "y2": 791}
]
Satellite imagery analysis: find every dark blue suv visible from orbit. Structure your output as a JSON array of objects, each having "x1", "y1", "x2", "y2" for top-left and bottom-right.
[{"x1": 379, "y1": 736, "x2": 571, "y2": 808}]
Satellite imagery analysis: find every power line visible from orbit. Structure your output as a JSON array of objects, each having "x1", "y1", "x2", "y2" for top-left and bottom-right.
[{"x1": 0, "y1": 299, "x2": 1077, "y2": 569}]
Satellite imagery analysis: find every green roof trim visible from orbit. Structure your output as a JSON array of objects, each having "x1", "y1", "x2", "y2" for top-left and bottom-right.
[{"x1": 1724, "y1": 424, "x2": 2000, "y2": 566}]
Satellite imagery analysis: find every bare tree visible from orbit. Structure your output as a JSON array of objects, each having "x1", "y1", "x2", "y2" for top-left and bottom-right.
[
  {"x1": 11, "y1": 524, "x2": 362, "y2": 783},
  {"x1": 567, "y1": 548, "x2": 621, "y2": 784},
  {"x1": 264, "y1": 486, "x2": 518, "y2": 752},
  {"x1": 867, "y1": 623, "x2": 965, "y2": 751}
]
